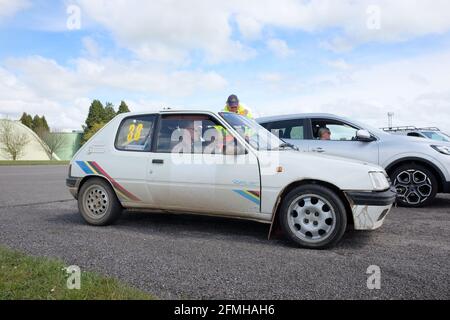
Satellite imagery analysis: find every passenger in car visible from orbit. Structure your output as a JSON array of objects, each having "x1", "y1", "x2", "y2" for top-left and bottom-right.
[{"x1": 319, "y1": 127, "x2": 331, "y2": 140}]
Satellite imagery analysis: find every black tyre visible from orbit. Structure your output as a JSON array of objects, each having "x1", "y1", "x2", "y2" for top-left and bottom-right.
[
  {"x1": 279, "y1": 184, "x2": 347, "y2": 249},
  {"x1": 78, "y1": 178, "x2": 123, "y2": 226},
  {"x1": 390, "y1": 164, "x2": 438, "y2": 208}
]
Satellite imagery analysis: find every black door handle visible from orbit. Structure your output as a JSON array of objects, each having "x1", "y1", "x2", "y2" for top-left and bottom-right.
[{"x1": 152, "y1": 159, "x2": 164, "y2": 164}]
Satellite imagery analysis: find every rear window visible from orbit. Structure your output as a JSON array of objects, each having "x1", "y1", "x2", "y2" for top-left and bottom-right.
[{"x1": 115, "y1": 115, "x2": 156, "y2": 152}]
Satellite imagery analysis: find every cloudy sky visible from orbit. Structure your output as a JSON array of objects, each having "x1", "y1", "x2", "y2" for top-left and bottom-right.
[{"x1": 1, "y1": 0, "x2": 450, "y2": 130}]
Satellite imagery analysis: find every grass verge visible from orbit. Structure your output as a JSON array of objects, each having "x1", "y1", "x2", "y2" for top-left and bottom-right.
[
  {"x1": 0, "y1": 246, "x2": 155, "y2": 300},
  {"x1": 0, "y1": 161, "x2": 70, "y2": 166}
]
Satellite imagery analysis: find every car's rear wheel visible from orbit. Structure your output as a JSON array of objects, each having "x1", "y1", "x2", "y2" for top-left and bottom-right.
[
  {"x1": 78, "y1": 178, "x2": 122, "y2": 226},
  {"x1": 279, "y1": 184, "x2": 347, "y2": 249},
  {"x1": 390, "y1": 164, "x2": 438, "y2": 208}
]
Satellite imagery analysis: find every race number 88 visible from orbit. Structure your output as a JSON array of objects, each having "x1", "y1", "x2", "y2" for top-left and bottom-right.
[{"x1": 127, "y1": 123, "x2": 144, "y2": 142}]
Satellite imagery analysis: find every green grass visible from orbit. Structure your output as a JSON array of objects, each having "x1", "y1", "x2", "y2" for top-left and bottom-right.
[
  {"x1": 0, "y1": 246, "x2": 155, "y2": 300},
  {"x1": 0, "y1": 160, "x2": 70, "y2": 166}
]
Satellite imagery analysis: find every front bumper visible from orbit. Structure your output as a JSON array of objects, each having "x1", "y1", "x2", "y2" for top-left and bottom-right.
[
  {"x1": 443, "y1": 181, "x2": 450, "y2": 193},
  {"x1": 345, "y1": 188, "x2": 397, "y2": 230},
  {"x1": 66, "y1": 176, "x2": 81, "y2": 199}
]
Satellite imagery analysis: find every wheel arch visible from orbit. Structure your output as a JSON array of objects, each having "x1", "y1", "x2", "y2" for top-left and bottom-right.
[
  {"x1": 268, "y1": 179, "x2": 353, "y2": 240},
  {"x1": 77, "y1": 175, "x2": 123, "y2": 204},
  {"x1": 385, "y1": 157, "x2": 445, "y2": 192}
]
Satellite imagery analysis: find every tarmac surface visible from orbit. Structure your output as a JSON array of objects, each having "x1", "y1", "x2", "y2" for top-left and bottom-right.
[{"x1": 0, "y1": 165, "x2": 449, "y2": 299}]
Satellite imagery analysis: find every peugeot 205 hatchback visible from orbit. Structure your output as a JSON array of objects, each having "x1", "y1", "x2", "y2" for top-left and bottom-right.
[{"x1": 67, "y1": 110, "x2": 396, "y2": 249}]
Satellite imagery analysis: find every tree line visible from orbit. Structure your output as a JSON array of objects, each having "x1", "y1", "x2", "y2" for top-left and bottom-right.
[
  {"x1": 82, "y1": 100, "x2": 130, "y2": 144},
  {"x1": 19, "y1": 113, "x2": 50, "y2": 136}
]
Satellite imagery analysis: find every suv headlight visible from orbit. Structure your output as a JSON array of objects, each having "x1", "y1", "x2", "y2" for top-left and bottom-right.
[
  {"x1": 431, "y1": 145, "x2": 450, "y2": 155},
  {"x1": 369, "y1": 171, "x2": 390, "y2": 191}
]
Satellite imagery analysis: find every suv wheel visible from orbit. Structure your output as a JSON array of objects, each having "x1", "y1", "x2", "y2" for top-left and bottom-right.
[
  {"x1": 390, "y1": 164, "x2": 438, "y2": 208},
  {"x1": 78, "y1": 178, "x2": 123, "y2": 226},
  {"x1": 279, "y1": 184, "x2": 347, "y2": 249}
]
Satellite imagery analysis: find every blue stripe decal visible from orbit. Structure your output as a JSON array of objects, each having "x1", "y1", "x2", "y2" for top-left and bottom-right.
[
  {"x1": 76, "y1": 161, "x2": 94, "y2": 174},
  {"x1": 233, "y1": 190, "x2": 260, "y2": 205}
]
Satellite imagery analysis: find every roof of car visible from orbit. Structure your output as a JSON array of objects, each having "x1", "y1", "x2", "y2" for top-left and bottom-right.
[
  {"x1": 116, "y1": 109, "x2": 221, "y2": 117},
  {"x1": 256, "y1": 113, "x2": 343, "y2": 123}
]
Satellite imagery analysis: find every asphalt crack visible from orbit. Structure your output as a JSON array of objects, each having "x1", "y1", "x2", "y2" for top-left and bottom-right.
[{"x1": 0, "y1": 199, "x2": 75, "y2": 209}]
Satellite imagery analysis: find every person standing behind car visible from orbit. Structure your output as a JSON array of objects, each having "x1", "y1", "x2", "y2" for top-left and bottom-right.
[
  {"x1": 216, "y1": 95, "x2": 253, "y2": 153},
  {"x1": 223, "y1": 94, "x2": 253, "y2": 119}
]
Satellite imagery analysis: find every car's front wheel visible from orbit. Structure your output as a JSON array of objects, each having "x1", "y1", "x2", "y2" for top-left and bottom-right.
[
  {"x1": 78, "y1": 177, "x2": 123, "y2": 226},
  {"x1": 390, "y1": 164, "x2": 438, "y2": 208},
  {"x1": 279, "y1": 184, "x2": 347, "y2": 249}
]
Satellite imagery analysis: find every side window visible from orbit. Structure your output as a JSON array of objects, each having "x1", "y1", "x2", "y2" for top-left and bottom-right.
[
  {"x1": 311, "y1": 119, "x2": 359, "y2": 141},
  {"x1": 156, "y1": 115, "x2": 230, "y2": 154},
  {"x1": 268, "y1": 120, "x2": 305, "y2": 140},
  {"x1": 407, "y1": 132, "x2": 423, "y2": 138},
  {"x1": 115, "y1": 115, "x2": 156, "y2": 151}
]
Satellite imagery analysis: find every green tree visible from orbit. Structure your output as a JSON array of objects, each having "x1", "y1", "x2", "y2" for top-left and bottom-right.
[
  {"x1": 82, "y1": 122, "x2": 105, "y2": 144},
  {"x1": 103, "y1": 102, "x2": 116, "y2": 123},
  {"x1": 117, "y1": 101, "x2": 130, "y2": 114},
  {"x1": 32, "y1": 115, "x2": 43, "y2": 132},
  {"x1": 84, "y1": 100, "x2": 105, "y2": 131},
  {"x1": 20, "y1": 113, "x2": 33, "y2": 128},
  {"x1": 41, "y1": 116, "x2": 50, "y2": 132},
  {"x1": 32, "y1": 115, "x2": 49, "y2": 138}
]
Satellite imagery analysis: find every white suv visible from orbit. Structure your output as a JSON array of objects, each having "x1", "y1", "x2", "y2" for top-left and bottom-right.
[
  {"x1": 67, "y1": 110, "x2": 395, "y2": 249},
  {"x1": 257, "y1": 113, "x2": 450, "y2": 207}
]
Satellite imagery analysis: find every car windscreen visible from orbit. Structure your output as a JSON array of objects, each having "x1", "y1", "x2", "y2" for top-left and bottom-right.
[{"x1": 220, "y1": 112, "x2": 284, "y2": 151}]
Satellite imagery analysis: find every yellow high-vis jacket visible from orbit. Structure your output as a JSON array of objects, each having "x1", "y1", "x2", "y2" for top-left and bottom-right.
[{"x1": 223, "y1": 104, "x2": 253, "y2": 119}]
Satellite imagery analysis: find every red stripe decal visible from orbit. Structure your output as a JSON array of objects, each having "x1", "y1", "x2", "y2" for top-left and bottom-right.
[
  {"x1": 89, "y1": 161, "x2": 140, "y2": 202},
  {"x1": 247, "y1": 190, "x2": 261, "y2": 198}
]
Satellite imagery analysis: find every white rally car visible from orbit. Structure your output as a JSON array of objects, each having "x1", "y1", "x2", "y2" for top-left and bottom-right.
[{"x1": 67, "y1": 110, "x2": 396, "y2": 249}]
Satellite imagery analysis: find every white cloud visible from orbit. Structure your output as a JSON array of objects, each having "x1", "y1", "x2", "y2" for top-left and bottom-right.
[
  {"x1": 0, "y1": 0, "x2": 29, "y2": 20},
  {"x1": 235, "y1": 15, "x2": 263, "y2": 40},
  {"x1": 266, "y1": 39, "x2": 295, "y2": 58},
  {"x1": 252, "y1": 50, "x2": 450, "y2": 130},
  {"x1": 74, "y1": 0, "x2": 450, "y2": 63},
  {"x1": 326, "y1": 59, "x2": 352, "y2": 71},
  {"x1": 0, "y1": 55, "x2": 228, "y2": 129},
  {"x1": 77, "y1": 0, "x2": 255, "y2": 64},
  {"x1": 319, "y1": 37, "x2": 354, "y2": 53},
  {"x1": 0, "y1": 67, "x2": 90, "y2": 129},
  {"x1": 259, "y1": 72, "x2": 283, "y2": 83},
  {"x1": 5, "y1": 56, "x2": 228, "y2": 97},
  {"x1": 82, "y1": 37, "x2": 101, "y2": 57}
]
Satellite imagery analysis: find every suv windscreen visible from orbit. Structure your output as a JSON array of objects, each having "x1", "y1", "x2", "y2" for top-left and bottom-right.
[{"x1": 421, "y1": 131, "x2": 450, "y2": 142}]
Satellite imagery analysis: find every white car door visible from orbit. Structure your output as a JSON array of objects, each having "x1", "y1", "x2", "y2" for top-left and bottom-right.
[{"x1": 147, "y1": 114, "x2": 261, "y2": 215}]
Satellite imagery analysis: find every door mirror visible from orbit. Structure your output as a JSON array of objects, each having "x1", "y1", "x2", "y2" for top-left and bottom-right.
[{"x1": 356, "y1": 129, "x2": 374, "y2": 142}]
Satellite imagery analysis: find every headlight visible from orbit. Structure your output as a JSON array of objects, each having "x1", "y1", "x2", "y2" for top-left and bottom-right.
[
  {"x1": 369, "y1": 171, "x2": 390, "y2": 191},
  {"x1": 431, "y1": 145, "x2": 450, "y2": 155}
]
